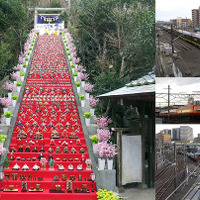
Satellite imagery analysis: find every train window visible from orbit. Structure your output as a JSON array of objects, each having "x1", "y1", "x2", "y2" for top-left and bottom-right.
[{"x1": 196, "y1": 108, "x2": 200, "y2": 111}]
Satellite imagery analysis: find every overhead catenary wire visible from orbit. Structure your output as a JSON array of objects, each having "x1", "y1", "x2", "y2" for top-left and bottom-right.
[{"x1": 165, "y1": 163, "x2": 200, "y2": 200}]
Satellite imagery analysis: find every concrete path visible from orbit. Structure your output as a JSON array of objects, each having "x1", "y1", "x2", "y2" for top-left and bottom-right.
[{"x1": 119, "y1": 188, "x2": 155, "y2": 200}]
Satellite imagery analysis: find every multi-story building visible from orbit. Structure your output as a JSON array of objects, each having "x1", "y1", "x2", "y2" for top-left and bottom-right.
[
  {"x1": 193, "y1": 134, "x2": 200, "y2": 143},
  {"x1": 157, "y1": 133, "x2": 171, "y2": 144},
  {"x1": 192, "y1": 7, "x2": 200, "y2": 28},
  {"x1": 161, "y1": 129, "x2": 171, "y2": 135},
  {"x1": 180, "y1": 126, "x2": 193, "y2": 141},
  {"x1": 170, "y1": 18, "x2": 191, "y2": 28},
  {"x1": 172, "y1": 128, "x2": 180, "y2": 141}
]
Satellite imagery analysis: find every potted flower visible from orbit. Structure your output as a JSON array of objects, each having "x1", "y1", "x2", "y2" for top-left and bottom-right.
[
  {"x1": 80, "y1": 94, "x2": 85, "y2": 107},
  {"x1": 97, "y1": 129, "x2": 111, "y2": 142},
  {"x1": 105, "y1": 143, "x2": 118, "y2": 170},
  {"x1": 25, "y1": 57, "x2": 28, "y2": 66},
  {"x1": 69, "y1": 57, "x2": 72, "y2": 65},
  {"x1": 89, "y1": 97, "x2": 99, "y2": 115},
  {"x1": 11, "y1": 94, "x2": 18, "y2": 106},
  {"x1": 78, "y1": 73, "x2": 89, "y2": 87},
  {"x1": 71, "y1": 64, "x2": 75, "y2": 73},
  {"x1": 97, "y1": 142, "x2": 106, "y2": 170},
  {"x1": 22, "y1": 64, "x2": 27, "y2": 73},
  {"x1": 4, "y1": 82, "x2": 15, "y2": 98},
  {"x1": 93, "y1": 116, "x2": 112, "y2": 129},
  {"x1": 4, "y1": 111, "x2": 12, "y2": 125},
  {"x1": 84, "y1": 112, "x2": 92, "y2": 126},
  {"x1": 0, "y1": 98, "x2": 12, "y2": 113},
  {"x1": 91, "y1": 135, "x2": 99, "y2": 153},
  {"x1": 76, "y1": 82, "x2": 81, "y2": 93},
  {"x1": 73, "y1": 72, "x2": 78, "y2": 82},
  {"x1": 20, "y1": 72, "x2": 25, "y2": 81},
  {"x1": 16, "y1": 81, "x2": 22, "y2": 92},
  {"x1": 11, "y1": 72, "x2": 20, "y2": 86},
  {"x1": 40, "y1": 157, "x2": 47, "y2": 170},
  {"x1": 84, "y1": 83, "x2": 94, "y2": 99}
]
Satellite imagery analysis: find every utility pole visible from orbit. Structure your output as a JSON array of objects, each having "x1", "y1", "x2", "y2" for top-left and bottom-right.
[
  {"x1": 171, "y1": 24, "x2": 174, "y2": 54},
  {"x1": 168, "y1": 85, "x2": 170, "y2": 121},
  {"x1": 184, "y1": 142, "x2": 187, "y2": 179},
  {"x1": 174, "y1": 142, "x2": 177, "y2": 190}
]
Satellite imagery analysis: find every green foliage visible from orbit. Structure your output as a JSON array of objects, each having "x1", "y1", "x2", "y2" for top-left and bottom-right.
[
  {"x1": 71, "y1": 64, "x2": 75, "y2": 69},
  {"x1": 16, "y1": 81, "x2": 21, "y2": 86},
  {"x1": 73, "y1": 72, "x2": 78, "y2": 76},
  {"x1": 20, "y1": 72, "x2": 25, "y2": 76},
  {"x1": 4, "y1": 111, "x2": 12, "y2": 118},
  {"x1": 25, "y1": 57, "x2": 28, "y2": 61},
  {"x1": 23, "y1": 64, "x2": 26, "y2": 68},
  {"x1": 12, "y1": 94, "x2": 18, "y2": 100},
  {"x1": 69, "y1": 0, "x2": 155, "y2": 80},
  {"x1": 0, "y1": 0, "x2": 30, "y2": 80},
  {"x1": 97, "y1": 189, "x2": 121, "y2": 200},
  {"x1": 84, "y1": 112, "x2": 92, "y2": 119},
  {"x1": 80, "y1": 94, "x2": 85, "y2": 100},
  {"x1": 0, "y1": 134, "x2": 5, "y2": 143},
  {"x1": 91, "y1": 135, "x2": 99, "y2": 144},
  {"x1": 76, "y1": 82, "x2": 81, "y2": 87}
]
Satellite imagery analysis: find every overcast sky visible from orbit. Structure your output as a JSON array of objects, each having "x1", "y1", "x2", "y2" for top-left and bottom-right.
[
  {"x1": 156, "y1": 78, "x2": 200, "y2": 107},
  {"x1": 156, "y1": 0, "x2": 200, "y2": 21},
  {"x1": 156, "y1": 124, "x2": 200, "y2": 138}
]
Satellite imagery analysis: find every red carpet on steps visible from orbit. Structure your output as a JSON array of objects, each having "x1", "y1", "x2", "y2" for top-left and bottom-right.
[{"x1": 0, "y1": 35, "x2": 97, "y2": 200}]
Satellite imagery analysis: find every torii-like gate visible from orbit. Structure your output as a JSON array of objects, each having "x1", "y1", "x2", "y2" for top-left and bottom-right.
[{"x1": 29, "y1": 7, "x2": 67, "y2": 30}]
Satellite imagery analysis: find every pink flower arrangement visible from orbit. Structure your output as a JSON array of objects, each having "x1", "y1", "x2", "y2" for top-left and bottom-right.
[
  {"x1": 72, "y1": 53, "x2": 77, "y2": 58},
  {"x1": 0, "y1": 144, "x2": 7, "y2": 155},
  {"x1": 78, "y1": 72, "x2": 89, "y2": 81},
  {"x1": 76, "y1": 65, "x2": 86, "y2": 72},
  {"x1": 98, "y1": 142, "x2": 117, "y2": 159},
  {"x1": 18, "y1": 54, "x2": 24, "y2": 64},
  {"x1": 84, "y1": 83, "x2": 94, "y2": 93},
  {"x1": 11, "y1": 72, "x2": 20, "y2": 80},
  {"x1": 4, "y1": 82, "x2": 15, "y2": 92},
  {"x1": 73, "y1": 57, "x2": 80, "y2": 64},
  {"x1": 89, "y1": 97, "x2": 99, "y2": 107},
  {"x1": 93, "y1": 116, "x2": 112, "y2": 129},
  {"x1": 0, "y1": 97, "x2": 12, "y2": 107},
  {"x1": 13, "y1": 64, "x2": 22, "y2": 71},
  {"x1": 105, "y1": 143, "x2": 118, "y2": 159},
  {"x1": 97, "y1": 128, "x2": 111, "y2": 141}
]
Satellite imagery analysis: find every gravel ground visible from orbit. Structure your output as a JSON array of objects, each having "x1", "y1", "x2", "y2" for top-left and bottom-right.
[{"x1": 157, "y1": 28, "x2": 200, "y2": 77}]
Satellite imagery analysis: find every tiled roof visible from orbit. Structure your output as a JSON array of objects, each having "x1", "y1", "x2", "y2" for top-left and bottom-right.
[{"x1": 98, "y1": 71, "x2": 155, "y2": 98}]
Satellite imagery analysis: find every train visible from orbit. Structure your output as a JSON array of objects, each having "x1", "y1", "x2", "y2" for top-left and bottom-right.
[
  {"x1": 159, "y1": 105, "x2": 200, "y2": 121},
  {"x1": 162, "y1": 26, "x2": 200, "y2": 48}
]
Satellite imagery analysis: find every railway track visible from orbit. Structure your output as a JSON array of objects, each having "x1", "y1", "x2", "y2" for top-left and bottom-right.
[{"x1": 156, "y1": 154, "x2": 186, "y2": 200}]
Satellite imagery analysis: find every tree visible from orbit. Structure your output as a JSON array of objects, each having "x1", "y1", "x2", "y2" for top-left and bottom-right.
[
  {"x1": 68, "y1": 0, "x2": 155, "y2": 80},
  {"x1": 0, "y1": 0, "x2": 30, "y2": 80}
]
